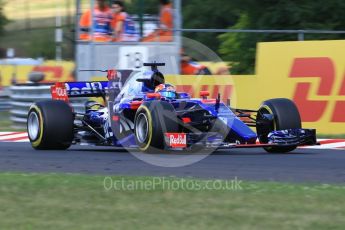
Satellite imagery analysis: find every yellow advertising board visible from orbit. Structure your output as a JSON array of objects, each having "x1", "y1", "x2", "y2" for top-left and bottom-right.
[
  {"x1": 167, "y1": 40, "x2": 345, "y2": 135},
  {"x1": 0, "y1": 60, "x2": 75, "y2": 86},
  {"x1": 255, "y1": 40, "x2": 345, "y2": 134}
]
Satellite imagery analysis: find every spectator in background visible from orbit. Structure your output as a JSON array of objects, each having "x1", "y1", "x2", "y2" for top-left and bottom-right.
[
  {"x1": 111, "y1": 1, "x2": 139, "y2": 42},
  {"x1": 142, "y1": 0, "x2": 173, "y2": 42},
  {"x1": 181, "y1": 51, "x2": 212, "y2": 75},
  {"x1": 79, "y1": 0, "x2": 113, "y2": 42}
]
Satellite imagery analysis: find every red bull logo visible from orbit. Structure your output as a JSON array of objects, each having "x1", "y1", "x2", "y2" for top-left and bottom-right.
[{"x1": 166, "y1": 133, "x2": 187, "y2": 148}]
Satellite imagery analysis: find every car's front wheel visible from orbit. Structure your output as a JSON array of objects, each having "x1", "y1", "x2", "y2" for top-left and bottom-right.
[
  {"x1": 256, "y1": 98, "x2": 301, "y2": 153},
  {"x1": 134, "y1": 101, "x2": 179, "y2": 153}
]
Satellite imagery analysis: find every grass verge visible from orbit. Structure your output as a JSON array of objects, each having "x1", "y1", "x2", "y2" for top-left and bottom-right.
[
  {"x1": 0, "y1": 26, "x2": 74, "y2": 59},
  {"x1": 0, "y1": 173, "x2": 345, "y2": 229},
  {"x1": 0, "y1": 111, "x2": 15, "y2": 131},
  {"x1": 0, "y1": 111, "x2": 25, "y2": 131}
]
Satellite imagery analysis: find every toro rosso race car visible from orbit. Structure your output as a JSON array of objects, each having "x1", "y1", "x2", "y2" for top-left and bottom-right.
[{"x1": 27, "y1": 62, "x2": 317, "y2": 153}]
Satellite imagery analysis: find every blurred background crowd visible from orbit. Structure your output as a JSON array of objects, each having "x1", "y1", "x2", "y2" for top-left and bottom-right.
[{"x1": 1, "y1": 0, "x2": 345, "y2": 75}]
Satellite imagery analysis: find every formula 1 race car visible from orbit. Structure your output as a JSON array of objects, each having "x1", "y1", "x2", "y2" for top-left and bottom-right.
[{"x1": 27, "y1": 62, "x2": 317, "y2": 153}]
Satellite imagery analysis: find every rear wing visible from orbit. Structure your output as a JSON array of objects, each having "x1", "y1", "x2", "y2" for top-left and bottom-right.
[
  {"x1": 50, "y1": 69, "x2": 136, "y2": 102},
  {"x1": 51, "y1": 81, "x2": 109, "y2": 101}
]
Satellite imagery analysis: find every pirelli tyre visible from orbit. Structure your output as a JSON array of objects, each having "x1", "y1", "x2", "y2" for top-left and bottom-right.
[
  {"x1": 256, "y1": 98, "x2": 301, "y2": 153},
  {"x1": 134, "y1": 101, "x2": 179, "y2": 153},
  {"x1": 27, "y1": 100, "x2": 74, "y2": 150}
]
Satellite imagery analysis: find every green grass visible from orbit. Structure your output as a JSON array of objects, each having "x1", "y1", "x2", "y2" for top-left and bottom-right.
[
  {"x1": 0, "y1": 111, "x2": 25, "y2": 131},
  {"x1": 5, "y1": 0, "x2": 89, "y2": 15},
  {"x1": 0, "y1": 111, "x2": 15, "y2": 131},
  {"x1": 2, "y1": 0, "x2": 75, "y2": 59},
  {"x1": 0, "y1": 26, "x2": 74, "y2": 59},
  {"x1": 1, "y1": 173, "x2": 345, "y2": 229}
]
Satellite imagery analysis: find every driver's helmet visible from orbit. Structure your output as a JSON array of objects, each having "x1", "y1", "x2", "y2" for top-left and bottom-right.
[{"x1": 155, "y1": 83, "x2": 177, "y2": 99}]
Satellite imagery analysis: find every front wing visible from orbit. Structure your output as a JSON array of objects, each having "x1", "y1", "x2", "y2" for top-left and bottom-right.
[{"x1": 164, "y1": 129, "x2": 318, "y2": 150}]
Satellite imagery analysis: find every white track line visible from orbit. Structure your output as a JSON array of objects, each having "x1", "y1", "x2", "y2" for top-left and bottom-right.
[
  {"x1": 14, "y1": 138, "x2": 30, "y2": 142},
  {"x1": 301, "y1": 142, "x2": 345, "y2": 149}
]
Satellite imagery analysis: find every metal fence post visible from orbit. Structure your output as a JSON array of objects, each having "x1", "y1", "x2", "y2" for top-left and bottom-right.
[
  {"x1": 298, "y1": 30, "x2": 305, "y2": 41},
  {"x1": 174, "y1": 0, "x2": 182, "y2": 74}
]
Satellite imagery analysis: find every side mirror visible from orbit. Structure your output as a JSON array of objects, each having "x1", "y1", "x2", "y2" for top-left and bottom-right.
[{"x1": 200, "y1": 91, "x2": 210, "y2": 99}]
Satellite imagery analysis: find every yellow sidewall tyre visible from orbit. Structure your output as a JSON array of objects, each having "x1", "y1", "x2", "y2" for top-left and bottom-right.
[
  {"x1": 256, "y1": 98, "x2": 301, "y2": 153},
  {"x1": 27, "y1": 100, "x2": 74, "y2": 150},
  {"x1": 134, "y1": 101, "x2": 179, "y2": 153}
]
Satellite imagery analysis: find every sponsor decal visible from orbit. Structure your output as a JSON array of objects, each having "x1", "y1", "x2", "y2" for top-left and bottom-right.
[
  {"x1": 289, "y1": 57, "x2": 345, "y2": 122},
  {"x1": 175, "y1": 85, "x2": 233, "y2": 103},
  {"x1": 51, "y1": 83, "x2": 69, "y2": 102},
  {"x1": 166, "y1": 133, "x2": 187, "y2": 148},
  {"x1": 64, "y1": 82, "x2": 108, "y2": 96},
  {"x1": 32, "y1": 66, "x2": 64, "y2": 82}
]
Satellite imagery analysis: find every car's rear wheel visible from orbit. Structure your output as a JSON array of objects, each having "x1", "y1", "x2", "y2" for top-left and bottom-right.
[
  {"x1": 256, "y1": 98, "x2": 301, "y2": 153},
  {"x1": 134, "y1": 101, "x2": 179, "y2": 153},
  {"x1": 27, "y1": 100, "x2": 74, "y2": 150}
]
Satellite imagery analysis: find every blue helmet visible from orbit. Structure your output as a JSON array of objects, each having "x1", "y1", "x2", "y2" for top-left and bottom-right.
[{"x1": 155, "y1": 83, "x2": 176, "y2": 99}]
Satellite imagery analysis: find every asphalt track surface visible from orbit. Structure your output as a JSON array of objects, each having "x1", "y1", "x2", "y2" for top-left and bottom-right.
[{"x1": 1, "y1": 142, "x2": 345, "y2": 183}]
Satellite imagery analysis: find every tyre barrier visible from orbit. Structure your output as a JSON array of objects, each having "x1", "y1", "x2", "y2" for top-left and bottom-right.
[
  {"x1": 0, "y1": 89, "x2": 11, "y2": 111},
  {"x1": 9, "y1": 83, "x2": 86, "y2": 129}
]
